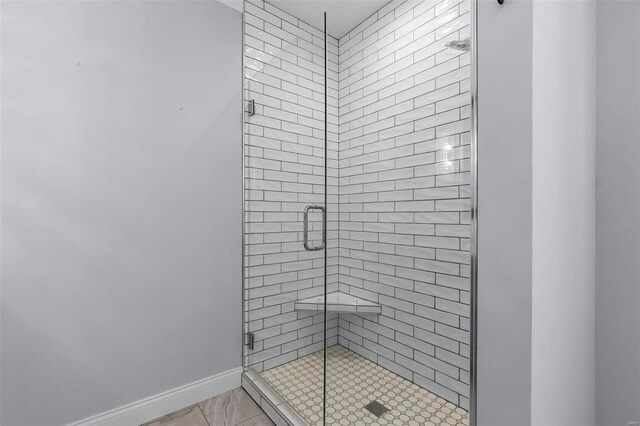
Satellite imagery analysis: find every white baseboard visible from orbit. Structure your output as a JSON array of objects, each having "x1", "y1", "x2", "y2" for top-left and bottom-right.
[{"x1": 67, "y1": 367, "x2": 243, "y2": 426}]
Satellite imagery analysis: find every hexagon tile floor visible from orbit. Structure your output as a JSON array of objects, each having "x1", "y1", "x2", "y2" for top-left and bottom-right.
[{"x1": 260, "y1": 345, "x2": 469, "y2": 426}]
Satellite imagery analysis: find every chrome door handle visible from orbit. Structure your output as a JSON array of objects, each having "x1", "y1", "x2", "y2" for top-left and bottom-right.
[{"x1": 303, "y1": 205, "x2": 326, "y2": 251}]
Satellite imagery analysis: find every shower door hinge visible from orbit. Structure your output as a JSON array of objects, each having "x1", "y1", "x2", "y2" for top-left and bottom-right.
[
  {"x1": 246, "y1": 332, "x2": 255, "y2": 351},
  {"x1": 247, "y1": 99, "x2": 255, "y2": 116}
]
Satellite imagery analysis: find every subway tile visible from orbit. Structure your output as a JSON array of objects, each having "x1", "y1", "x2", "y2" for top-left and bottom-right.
[{"x1": 245, "y1": 0, "x2": 471, "y2": 406}]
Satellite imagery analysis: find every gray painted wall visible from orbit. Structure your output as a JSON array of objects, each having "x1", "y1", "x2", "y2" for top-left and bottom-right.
[
  {"x1": 595, "y1": 1, "x2": 640, "y2": 425},
  {"x1": 476, "y1": 0, "x2": 533, "y2": 424},
  {"x1": 532, "y1": 2, "x2": 596, "y2": 425},
  {"x1": 478, "y1": 2, "x2": 601, "y2": 424},
  {"x1": 0, "y1": 2, "x2": 242, "y2": 425}
]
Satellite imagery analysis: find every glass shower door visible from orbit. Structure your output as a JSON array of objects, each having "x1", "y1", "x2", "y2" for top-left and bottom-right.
[{"x1": 242, "y1": 2, "x2": 332, "y2": 424}]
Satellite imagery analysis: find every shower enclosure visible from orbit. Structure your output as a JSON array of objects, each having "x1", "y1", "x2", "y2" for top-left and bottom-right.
[{"x1": 241, "y1": 0, "x2": 476, "y2": 424}]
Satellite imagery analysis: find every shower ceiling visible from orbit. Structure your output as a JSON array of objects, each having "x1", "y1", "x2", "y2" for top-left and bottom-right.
[{"x1": 268, "y1": 0, "x2": 390, "y2": 38}]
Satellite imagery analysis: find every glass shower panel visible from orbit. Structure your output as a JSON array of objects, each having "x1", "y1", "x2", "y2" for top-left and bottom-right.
[
  {"x1": 242, "y1": 1, "x2": 474, "y2": 424},
  {"x1": 324, "y1": 1, "x2": 472, "y2": 425},
  {"x1": 242, "y1": 1, "x2": 335, "y2": 424}
]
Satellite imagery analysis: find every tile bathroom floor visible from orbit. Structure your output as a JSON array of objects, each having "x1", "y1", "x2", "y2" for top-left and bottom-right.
[
  {"x1": 260, "y1": 345, "x2": 469, "y2": 426},
  {"x1": 143, "y1": 388, "x2": 274, "y2": 426}
]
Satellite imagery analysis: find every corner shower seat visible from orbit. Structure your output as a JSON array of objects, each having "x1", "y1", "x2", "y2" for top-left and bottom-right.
[{"x1": 294, "y1": 291, "x2": 382, "y2": 314}]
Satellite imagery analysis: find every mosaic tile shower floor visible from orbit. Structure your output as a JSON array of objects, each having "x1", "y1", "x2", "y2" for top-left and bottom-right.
[{"x1": 260, "y1": 345, "x2": 469, "y2": 426}]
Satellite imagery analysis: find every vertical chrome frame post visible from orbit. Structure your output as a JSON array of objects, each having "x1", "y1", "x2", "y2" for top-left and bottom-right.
[
  {"x1": 469, "y1": 0, "x2": 479, "y2": 424},
  {"x1": 241, "y1": 5, "x2": 247, "y2": 370}
]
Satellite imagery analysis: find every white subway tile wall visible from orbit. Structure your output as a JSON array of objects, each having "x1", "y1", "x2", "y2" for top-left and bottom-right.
[
  {"x1": 243, "y1": 0, "x2": 341, "y2": 373},
  {"x1": 336, "y1": 0, "x2": 471, "y2": 408},
  {"x1": 244, "y1": 0, "x2": 471, "y2": 411}
]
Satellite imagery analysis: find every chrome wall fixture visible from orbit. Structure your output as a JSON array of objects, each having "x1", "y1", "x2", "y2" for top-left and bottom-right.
[{"x1": 446, "y1": 38, "x2": 471, "y2": 52}]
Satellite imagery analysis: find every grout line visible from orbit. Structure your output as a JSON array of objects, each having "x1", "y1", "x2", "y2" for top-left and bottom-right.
[
  {"x1": 234, "y1": 412, "x2": 263, "y2": 426},
  {"x1": 196, "y1": 403, "x2": 211, "y2": 426}
]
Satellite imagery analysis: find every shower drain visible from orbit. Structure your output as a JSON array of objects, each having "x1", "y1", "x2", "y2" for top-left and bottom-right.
[{"x1": 364, "y1": 400, "x2": 390, "y2": 417}]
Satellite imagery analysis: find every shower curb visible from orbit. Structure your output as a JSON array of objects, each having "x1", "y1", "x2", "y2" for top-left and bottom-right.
[{"x1": 241, "y1": 370, "x2": 310, "y2": 426}]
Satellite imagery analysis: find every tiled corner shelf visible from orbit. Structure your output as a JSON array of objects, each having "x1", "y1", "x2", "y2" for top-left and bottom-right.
[{"x1": 294, "y1": 291, "x2": 382, "y2": 314}]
